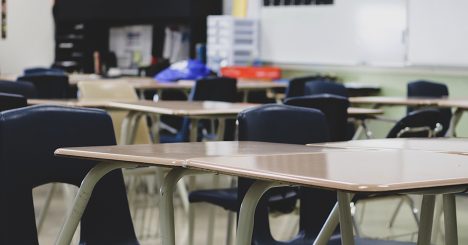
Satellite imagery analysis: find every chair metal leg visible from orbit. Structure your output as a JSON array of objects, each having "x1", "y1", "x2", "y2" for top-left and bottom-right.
[
  {"x1": 338, "y1": 191, "x2": 355, "y2": 245},
  {"x1": 388, "y1": 198, "x2": 405, "y2": 228},
  {"x1": 55, "y1": 162, "x2": 136, "y2": 245},
  {"x1": 443, "y1": 194, "x2": 458, "y2": 245},
  {"x1": 235, "y1": 181, "x2": 283, "y2": 245},
  {"x1": 416, "y1": 195, "x2": 435, "y2": 245}
]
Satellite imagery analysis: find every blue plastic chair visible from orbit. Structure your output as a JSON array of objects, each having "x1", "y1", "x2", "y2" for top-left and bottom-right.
[
  {"x1": 189, "y1": 104, "x2": 331, "y2": 244},
  {"x1": 17, "y1": 74, "x2": 70, "y2": 99},
  {"x1": 0, "y1": 105, "x2": 138, "y2": 245},
  {"x1": 305, "y1": 80, "x2": 348, "y2": 97},
  {"x1": 407, "y1": 80, "x2": 451, "y2": 136},
  {"x1": 0, "y1": 92, "x2": 27, "y2": 111},
  {"x1": 0, "y1": 80, "x2": 37, "y2": 98},
  {"x1": 388, "y1": 109, "x2": 443, "y2": 138},
  {"x1": 285, "y1": 76, "x2": 321, "y2": 98},
  {"x1": 284, "y1": 94, "x2": 350, "y2": 142},
  {"x1": 159, "y1": 77, "x2": 238, "y2": 143}
]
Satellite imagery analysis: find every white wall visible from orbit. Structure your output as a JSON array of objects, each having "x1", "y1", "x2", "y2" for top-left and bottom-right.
[{"x1": 0, "y1": 0, "x2": 54, "y2": 74}]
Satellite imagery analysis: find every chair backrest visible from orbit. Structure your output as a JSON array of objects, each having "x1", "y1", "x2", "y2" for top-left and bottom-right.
[
  {"x1": 0, "y1": 105, "x2": 137, "y2": 245},
  {"x1": 0, "y1": 92, "x2": 27, "y2": 111},
  {"x1": 237, "y1": 104, "x2": 335, "y2": 243},
  {"x1": 238, "y1": 104, "x2": 329, "y2": 144},
  {"x1": 0, "y1": 80, "x2": 37, "y2": 98},
  {"x1": 17, "y1": 74, "x2": 69, "y2": 99},
  {"x1": 189, "y1": 77, "x2": 238, "y2": 102},
  {"x1": 407, "y1": 80, "x2": 451, "y2": 136},
  {"x1": 177, "y1": 77, "x2": 238, "y2": 141},
  {"x1": 285, "y1": 76, "x2": 320, "y2": 98},
  {"x1": 78, "y1": 80, "x2": 152, "y2": 144},
  {"x1": 387, "y1": 109, "x2": 442, "y2": 138},
  {"x1": 305, "y1": 80, "x2": 348, "y2": 97},
  {"x1": 284, "y1": 94, "x2": 350, "y2": 142}
]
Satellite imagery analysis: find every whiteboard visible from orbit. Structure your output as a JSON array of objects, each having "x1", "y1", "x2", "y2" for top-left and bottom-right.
[
  {"x1": 408, "y1": 0, "x2": 468, "y2": 66},
  {"x1": 259, "y1": 0, "x2": 407, "y2": 66}
]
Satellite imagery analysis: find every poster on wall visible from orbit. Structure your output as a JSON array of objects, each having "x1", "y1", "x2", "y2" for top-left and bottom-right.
[
  {"x1": 1, "y1": 0, "x2": 6, "y2": 39},
  {"x1": 109, "y1": 25, "x2": 153, "y2": 69}
]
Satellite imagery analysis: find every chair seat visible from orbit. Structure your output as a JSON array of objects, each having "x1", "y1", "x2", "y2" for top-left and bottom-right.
[
  {"x1": 159, "y1": 132, "x2": 187, "y2": 143},
  {"x1": 188, "y1": 187, "x2": 298, "y2": 213}
]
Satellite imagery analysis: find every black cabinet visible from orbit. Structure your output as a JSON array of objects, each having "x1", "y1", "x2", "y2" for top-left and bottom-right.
[{"x1": 53, "y1": 0, "x2": 222, "y2": 73}]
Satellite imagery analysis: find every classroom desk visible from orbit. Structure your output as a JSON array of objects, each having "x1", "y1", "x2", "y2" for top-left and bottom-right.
[
  {"x1": 54, "y1": 140, "x2": 468, "y2": 245},
  {"x1": 53, "y1": 141, "x2": 325, "y2": 245},
  {"x1": 108, "y1": 100, "x2": 257, "y2": 144},
  {"x1": 108, "y1": 100, "x2": 383, "y2": 144},
  {"x1": 348, "y1": 96, "x2": 468, "y2": 136}
]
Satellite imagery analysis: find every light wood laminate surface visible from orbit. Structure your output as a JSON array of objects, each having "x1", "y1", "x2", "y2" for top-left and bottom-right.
[
  {"x1": 56, "y1": 140, "x2": 468, "y2": 193},
  {"x1": 349, "y1": 96, "x2": 444, "y2": 106},
  {"x1": 55, "y1": 141, "x2": 336, "y2": 167},
  {"x1": 107, "y1": 100, "x2": 257, "y2": 116},
  {"x1": 309, "y1": 138, "x2": 468, "y2": 155},
  {"x1": 27, "y1": 99, "x2": 111, "y2": 108},
  {"x1": 347, "y1": 107, "x2": 383, "y2": 116},
  {"x1": 188, "y1": 149, "x2": 468, "y2": 193}
]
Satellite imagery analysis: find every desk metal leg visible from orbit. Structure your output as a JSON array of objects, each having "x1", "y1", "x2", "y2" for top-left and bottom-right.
[
  {"x1": 55, "y1": 162, "x2": 135, "y2": 245},
  {"x1": 352, "y1": 122, "x2": 364, "y2": 140},
  {"x1": 160, "y1": 168, "x2": 204, "y2": 245},
  {"x1": 216, "y1": 119, "x2": 226, "y2": 141},
  {"x1": 443, "y1": 194, "x2": 458, "y2": 245},
  {"x1": 236, "y1": 181, "x2": 283, "y2": 245},
  {"x1": 314, "y1": 193, "x2": 356, "y2": 245},
  {"x1": 338, "y1": 191, "x2": 354, "y2": 245},
  {"x1": 314, "y1": 202, "x2": 340, "y2": 245},
  {"x1": 447, "y1": 108, "x2": 463, "y2": 137},
  {"x1": 417, "y1": 195, "x2": 435, "y2": 245},
  {"x1": 189, "y1": 118, "x2": 199, "y2": 142},
  {"x1": 120, "y1": 111, "x2": 140, "y2": 145}
]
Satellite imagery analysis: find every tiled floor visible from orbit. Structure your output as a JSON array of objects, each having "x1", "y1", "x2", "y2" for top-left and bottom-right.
[{"x1": 33, "y1": 182, "x2": 468, "y2": 244}]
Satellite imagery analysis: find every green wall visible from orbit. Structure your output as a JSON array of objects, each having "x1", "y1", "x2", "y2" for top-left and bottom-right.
[{"x1": 282, "y1": 65, "x2": 468, "y2": 138}]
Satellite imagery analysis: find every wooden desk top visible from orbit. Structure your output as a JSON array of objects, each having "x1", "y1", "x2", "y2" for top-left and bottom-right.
[
  {"x1": 437, "y1": 99, "x2": 468, "y2": 109},
  {"x1": 126, "y1": 79, "x2": 287, "y2": 91},
  {"x1": 56, "y1": 140, "x2": 468, "y2": 193},
  {"x1": 309, "y1": 138, "x2": 468, "y2": 155},
  {"x1": 107, "y1": 100, "x2": 257, "y2": 116},
  {"x1": 27, "y1": 99, "x2": 111, "y2": 108},
  {"x1": 188, "y1": 149, "x2": 468, "y2": 192},
  {"x1": 347, "y1": 107, "x2": 383, "y2": 117},
  {"x1": 349, "y1": 96, "x2": 443, "y2": 106},
  {"x1": 68, "y1": 76, "x2": 287, "y2": 91},
  {"x1": 55, "y1": 141, "x2": 329, "y2": 167}
]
